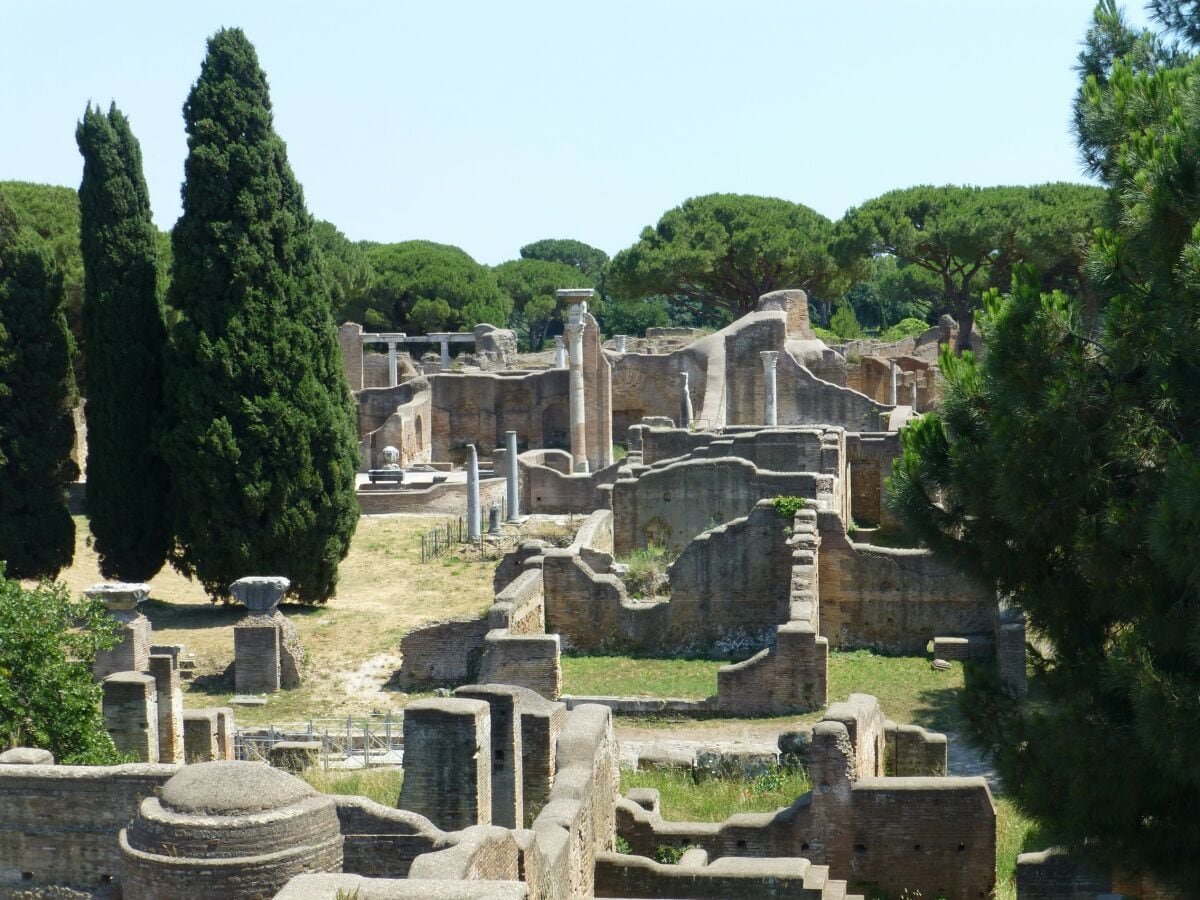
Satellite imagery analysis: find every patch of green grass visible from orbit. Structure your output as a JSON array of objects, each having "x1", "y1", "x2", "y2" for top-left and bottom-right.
[
  {"x1": 298, "y1": 766, "x2": 405, "y2": 807},
  {"x1": 621, "y1": 766, "x2": 811, "y2": 822},
  {"x1": 826, "y1": 650, "x2": 964, "y2": 732},
  {"x1": 561, "y1": 655, "x2": 722, "y2": 699}
]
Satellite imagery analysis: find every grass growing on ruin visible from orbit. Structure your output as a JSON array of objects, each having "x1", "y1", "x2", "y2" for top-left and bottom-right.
[
  {"x1": 561, "y1": 655, "x2": 723, "y2": 699},
  {"x1": 299, "y1": 766, "x2": 405, "y2": 807},
  {"x1": 617, "y1": 544, "x2": 676, "y2": 599},
  {"x1": 53, "y1": 515, "x2": 497, "y2": 726},
  {"x1": 619, "y1": 765, "x2": 811, "y2": 822}
]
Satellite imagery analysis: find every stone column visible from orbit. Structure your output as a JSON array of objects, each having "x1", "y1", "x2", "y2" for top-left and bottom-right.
[
  {"x1": 889, "y1": 361, "x2": 899, "y2": 405},
  {"x1": 467, "y1": 444, "x2": 481, "y2": 541},
  {"x1": 615, "y1": 334, "x2": 627, "y2": 353},
  {"x1": 387, "y1": 341, "x2": 398, "y2": 387},
  {"x1": 910, "y1": 381, "x2": 918, "y2": 411},
  {"x1": 554, "y1": 335, "x2": 567, "y2": 369},
  {"x1": 679, "y1": 371, "x2": 693, "y2": 429},
  {"x1": 505, "y1": 430, "x2": 520, "y2": 521},
  {"x1": 558, "y1": 288, "x2": 595, "y2": 473},
  {"x1": 760, "y1": 350, "x2": 779, "y2": 426},
  {"x1": 88, "y1": 582, "x2": 152, "y2": 680},
  {"x1": 440, "y1": 338, "x2": 451, "y2": 372}
]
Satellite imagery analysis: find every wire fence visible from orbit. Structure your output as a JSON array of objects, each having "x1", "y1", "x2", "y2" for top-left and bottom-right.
[
  {"x1": 419, "y1": 500, "x2": 509, "y2": 562},
  {"x1": 235, "y1": 713, "x2": 404, "y2": 769}
]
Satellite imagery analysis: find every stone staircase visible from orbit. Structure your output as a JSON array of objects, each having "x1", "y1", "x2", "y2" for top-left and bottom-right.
[{"x1": 801, "y1": 863, "x2": 863, "y2": 898}]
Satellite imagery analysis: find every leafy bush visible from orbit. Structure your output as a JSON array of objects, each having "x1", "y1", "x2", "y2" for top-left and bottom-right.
[
  {"x1": 829, "y1": 302, "x2": 864, "y2": 340},
  {"x1": 654, "y1": 843, "x2": 700, "y2": 865},
  {"x1": 813, "y1": 325, "x2": 839, "y2": 343},
  {"x1": 879, "y1": 316, "x2": 931, "y2": 343},
  {"x1": 772, "y1": 496, "x2": 808, "y2": 519},
  {"x1": 0, "y1": 569, "x2": 125, "y2": 764},
  {"x1": 620, "y1": 544, "x2": 676, "y2": 599}
]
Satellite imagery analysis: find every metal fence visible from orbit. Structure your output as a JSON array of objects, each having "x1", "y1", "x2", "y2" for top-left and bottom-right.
[
  {"x1": 235, "y1": 713, "x2": 404, "y2": 769},
  {"x1": 418, "y1": 501, "x2": 508, "y2": 562}
]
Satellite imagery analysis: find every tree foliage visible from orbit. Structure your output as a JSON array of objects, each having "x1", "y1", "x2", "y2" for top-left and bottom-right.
[
  {"x1": 351, "y1": 241, "x2": 510, "y2": 334},
  {"x1": 0, "y1": 191, "x2": 77, "y2": 579},
  {"x1": 602, "y1": 295, "x2": 670, "y2": 337},
  {"x1": 889, "y1": 4, "x2": 1200, "y2": 883},
  {"x1": 313, "y1": 219, "x2": 373, "y2": 324},
  {"x1": 493, "y1": 257, "x2": 581, "y2": 350},
  {"x1": 608, "y1": 193, "x2": 845, "y2": 319},
  {"x1": 0, "y1": 567, "x2": 124, "y2": 763},
  {"x1": 76, "y1": 102, "x2": 170, "y2": 582},
  {"x1": 838, "y1": 183, "x2": 1106, "y2": 351},
  {"x1": 519, "y1": 238, "x2": 609, "y2": 280},
  {"x1": 161, "y1": 28, "x2": 360, "y2": 603}
]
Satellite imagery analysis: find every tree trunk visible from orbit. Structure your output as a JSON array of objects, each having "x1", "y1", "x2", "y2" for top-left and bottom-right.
[{"x1": 954, "y1": 308, "x2": 975, "y2": 354}]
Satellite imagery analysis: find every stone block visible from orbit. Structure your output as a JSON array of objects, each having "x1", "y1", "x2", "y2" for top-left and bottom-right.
[
  {"x1": 148, "y1": 654, "x2": 184, "y2": 764},
  {"x1": 0, "y1": 747, "x2": 54, "y2": 765},
  {"x1": 183, "y1": 709, "x2": 219, "y2": 763},
  {"x1": 933, "y1": 636, "x2": 971, "y2": 661},
  {"x1": 235, "y1": 621, "x2": 281, "y2": 693},
  {"x1": 271, "y1": 740, "x2": 321, "y2": 773}
]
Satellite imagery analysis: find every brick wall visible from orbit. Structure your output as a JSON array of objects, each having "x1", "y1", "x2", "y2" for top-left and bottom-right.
[
  {"x1": 93, "y1": 611, "x2": 152, "y2": 679},
  {"x1": 0, "y1": 762, "x2": 177, "y2": 891},
  {"x1": 101, "y1": 672, "x2": 158, "y2": 762},
  {"x1": 399, "y1": 699, "x2": 492, "y2": 831},
  {"x1": 397, "y1": 617, "x2": 490, "y2": 690},
  {"x1": 478, "y1": 632, "x2": 562, "y2": 699},
  {"x1": 234, "y1": 621, "x2": 281, "y2": 693}
]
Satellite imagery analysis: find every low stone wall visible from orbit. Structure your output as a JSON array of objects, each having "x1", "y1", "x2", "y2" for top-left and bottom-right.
[
  {"x1": 594, "y1": 852, "x2": 839, "y2": 898},
  {"x1": 0, "y1": 761, "x2": 178, "y2": 891},
  {"x1": 846, "y1": 431, "x2": 902, "y2": 529},
  {"x1": 478, "y1": 631, "x2": 562, "y2": 699},
  {"x1": 358, "y1": 476, "x2": 506, "y2": 515},
  {"x1": 277, "y1": 874, "x2": 530, "y2": 898},
  {"x1": 331, "y1": 797, "x2": 452, "y2": 878},
  {"x1": 818, "y1": 518, "x2": 995, "y2": 653},
  {"x1": 616, "y1": 694, "x2": 995, "y2": 899},
  {"x1": 528, "y1": 704, "x2": 620, "y2": 900},
  {"x1": 519, "y1": 453, "x2": 623, "y2": 515},
  {"x1": 408, "y1": 824, "x2": 520, "y2": 882},
  {"x1": 397, "y1": 617, "x2": 490, "y2": 690}
]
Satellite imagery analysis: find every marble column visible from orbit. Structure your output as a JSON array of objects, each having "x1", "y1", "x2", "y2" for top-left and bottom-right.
[
  {"x1": 910, "y1": 381, "x2": 918, "y2": 411},
  {"x1": 440, "y1": 339, "x2": 451, "y2": 372},
  {"x1": 760, "y1": 351, "x2": 779, "y2": 426},
  {"x1": 558, "y1": 289, "x2": 594, "y2": 473},
  {"x1": 467, "y1": 444, "x2": 481, "y2": 541},
  {"x1": 387, "y1": 342, "x2": 398, "y2": 387},
  {"x1": 679, "y1": 372, "x2": 693, "y2": 429},
  {"x1": 615, "y1": 334, "x2": 628, "y2": 353},
  {"x1": 505, "y1": 430, "x2": 520, "y2": 521},
  {"x1": 889, "y1": 361, "x2": 898, "y2": 406},
  {"x1": 554, "y1": 336, "x2": 567, "y2": 369}
]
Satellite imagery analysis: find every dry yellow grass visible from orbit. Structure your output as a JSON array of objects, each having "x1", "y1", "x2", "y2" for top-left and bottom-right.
[{"x1": 55, "y1": 515, "x2": 498, "y2": 726}]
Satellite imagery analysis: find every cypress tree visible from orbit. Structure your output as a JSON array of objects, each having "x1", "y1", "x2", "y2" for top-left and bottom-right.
[
  {"x1": 161, "y1": 28, "x2": 359, "y2": 603},
  {"x1": 76, "y1": 103, "x2": 170, "y2": 581},
  {"x1": 0, "y1": 191, "x2": 77, "y2": 578}
]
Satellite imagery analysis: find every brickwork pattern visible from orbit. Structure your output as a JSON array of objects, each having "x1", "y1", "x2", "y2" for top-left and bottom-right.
[
  {"x1": 398, "y1": 699, "x2": 492, "y2": 831},
  {"x1": 102, "y1": 672, "x2": 158, "y2": 762}
]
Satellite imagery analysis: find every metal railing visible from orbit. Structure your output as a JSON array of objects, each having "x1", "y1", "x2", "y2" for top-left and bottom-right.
[{"x1": 235, "y1": 713, "x2": 404, "y2": 769}]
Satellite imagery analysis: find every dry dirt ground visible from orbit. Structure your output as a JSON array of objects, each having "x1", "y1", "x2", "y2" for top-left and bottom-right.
[{"x1": 52, "y1": 514, "x2": 575, "y2": 727}]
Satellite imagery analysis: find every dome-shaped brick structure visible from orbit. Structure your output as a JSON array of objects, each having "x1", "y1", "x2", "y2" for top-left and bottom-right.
[{"x1": 119, "y1": 760, "x2": 342, "y2": 898}]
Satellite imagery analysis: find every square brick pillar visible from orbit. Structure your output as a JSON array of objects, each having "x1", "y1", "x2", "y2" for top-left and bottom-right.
[
  {"x1": 102, "y1": 672, "x2": 159, "y2": 762},
  {"x1": 234, "y1": 623, "x2": 281, "y2": 693},
  {"x1": 182, "y1": 709, "x2": 219, "y2": 763},
  {"x1": 213, "y1": 707, "x2": 236, "y2": 760},
  {"x1": 455, "y1": 685, "x2": 524, "y2": 828},
  {"x1": 398, "y1": 698, "x2": 491, "y2": 830},
  {"x1": 147, "y1": 654, "x2": 184, "y2": 764}
]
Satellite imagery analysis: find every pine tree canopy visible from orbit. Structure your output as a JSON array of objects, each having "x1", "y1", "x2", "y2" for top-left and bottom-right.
[
  {"x1": 77, "y1": 102, "x2": 170, "y2": 582},
  {"x1": 888, "y1": 3, "x2": 1200, "y2": 885},
  {"x1": 161, "y1": 27, "x2": 359, "y2": 603}
]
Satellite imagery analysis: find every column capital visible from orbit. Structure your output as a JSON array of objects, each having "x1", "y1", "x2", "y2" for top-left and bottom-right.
[{"x1": 759, "y1": 350, "x2": 780, "y2": 368}]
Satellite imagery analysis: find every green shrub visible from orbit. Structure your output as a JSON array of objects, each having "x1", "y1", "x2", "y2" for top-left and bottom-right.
[
  {"x1": 620, "y1": 544, "x2": 675, "y2": 599},
  {"x1": 771, "y1": 496, "x2": 808, "y2": 519},
  {"x1": 813, "y1": 326, "x2": 839, "y2": 342},
  {"x1": 879, "y1": 316, "x2": 930, "y2": 343}
]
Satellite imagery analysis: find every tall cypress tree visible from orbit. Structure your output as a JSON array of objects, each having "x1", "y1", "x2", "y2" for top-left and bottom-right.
[
  {"x1": 0, "y1": 191, "x2": 77, "y2": 578},
  {"x1": 161, "y1": 28, "x2": 359, "y2": 603},
  {"x1": 76, "y1": 103, "x2": 170, "y2": 581}
]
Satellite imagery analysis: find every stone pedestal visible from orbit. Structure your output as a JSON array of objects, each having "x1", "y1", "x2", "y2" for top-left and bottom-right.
[
  {"x1": 398, "y1": 698, "x2": 492, "y2": 830},
  {"x1": 88, "y1": 582, "x2": 153, "y2": 680},
  {"x1": 231, "y1": 577, "x2": 300, "y2": 695},
  {"x1": 235, "y1": 623, "x2": 281, "y2": 693},
  {"x1": 103, "y1": 672, "x2": 159, "y2": 762},
  {"x1": 760, "y1": 350, "x2": 779, "y2": 426}
]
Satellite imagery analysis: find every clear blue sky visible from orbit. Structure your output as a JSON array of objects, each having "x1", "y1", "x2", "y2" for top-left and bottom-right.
[{"x1": 0, "y1": 1, "x2": 1140, "y2": 264}]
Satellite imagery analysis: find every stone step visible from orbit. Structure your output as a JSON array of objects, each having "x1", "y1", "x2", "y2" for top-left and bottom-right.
[{"x1": 803, "y1": 863, "x2": 829, "y2": 889}]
